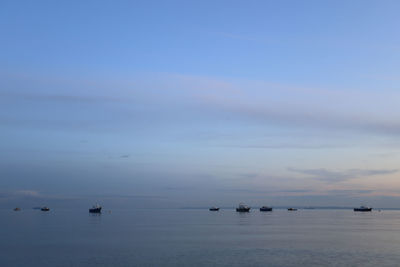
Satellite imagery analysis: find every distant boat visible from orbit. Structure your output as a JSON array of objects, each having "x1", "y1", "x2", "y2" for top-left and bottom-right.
[
  {"x1": 236, "y1": 203, "x2": 250, "y2": 212},
  {"x1": 354, "y1": 206, "x2": 372, "y2": 212},
  {"x1": 89, "y1": 204, "x2": 102, "y2": 213},
  {"x1": 260, "y1": 206, "x2": 273, "y2": 212},
  {"x1": 209, "y1": 207, "x2": 219, "y2": 211},
  {"x1": 14, "y1": 207, "x2": 21, "y2": 211},
  {"x1": 288, "y1": 208, "x2": 297, "y2": 211},
  {"x1": 41, "y1": 206, "x2": 50, "y2": 211}
]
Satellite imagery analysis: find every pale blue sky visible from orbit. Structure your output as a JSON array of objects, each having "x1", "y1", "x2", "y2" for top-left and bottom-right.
[{"x1": 1, "y1": 0, "x2": 400, "y2": 208}]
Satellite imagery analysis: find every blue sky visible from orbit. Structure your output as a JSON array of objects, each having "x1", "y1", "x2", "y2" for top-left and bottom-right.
[{"x1": 1, "y1": 0, "x2": 400, "y2": 208}]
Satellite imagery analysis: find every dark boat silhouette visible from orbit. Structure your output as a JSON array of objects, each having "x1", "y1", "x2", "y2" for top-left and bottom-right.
[
  {"x1": 89, "y1": 204, "x2": 102, "y2": 213},
  {"x1": 236, "y1": 203, "x2": 250, "y2": 212},
  {"x1": 354, "y1": 206, "x2": 372, "y2": 212},
  {"x1": 14, "y1": 207, "x2": 21, "y2": 211},
  {"x1": 288, "y1": 208, "x2": 297, "y2": 211},
  {"x1": 260, "y1": 206, "x2": 273, "y2": 211},
  {"x1": 41, "y1": 206, "x2": 50, "y2": 211},
  {"x1": 209, "y1": 207, "x2": 219, "y2": 211}
]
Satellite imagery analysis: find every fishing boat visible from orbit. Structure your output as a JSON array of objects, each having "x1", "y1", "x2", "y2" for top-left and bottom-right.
[
  {"x1": 41, "y1": 206, "x2": 50, "y2": 211},
  {"x1": 288, "y1": 208, "x2": 297, "y2": 211},
  {"x1": 209, "y1": 207, "x2": 219, "y2": 211},
  {"x1": 354, "y1": 206, "x2": 372, "y2": 212},
  {"x1": 260, "y1": 206, "x2": 273, "y2": 211},
  {"x1": 236, "y1": 203, "x2": 250, "y2": 212},
  {"x1": 14, "y1": 207, "x2": 21, "y2": 211},
  {"x1": 89, "y1": 204, "x2": 102, "y2": 213}
]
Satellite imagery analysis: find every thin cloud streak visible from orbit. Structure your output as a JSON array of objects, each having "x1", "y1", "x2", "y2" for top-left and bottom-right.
[
  {"x1": 217, "y1": 143, "x2": 347, "y2": 149},
  {"x1": 288, "y1": 167, "x2": 398, "y2": 183},
  {"x1": 2, "y1": 72, "x2": 400, "y2": 138},
  {"x1": 201, "y1": 96, "x2": 400, "y2": 137},
  {"x1": 0, "y1": 91, "x2": 123, "y2": 104}
]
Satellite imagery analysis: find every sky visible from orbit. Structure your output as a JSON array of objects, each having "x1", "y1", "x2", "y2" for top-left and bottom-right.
[{"x1": 1, "y1": 0, "x2": 400, "y2": 208}]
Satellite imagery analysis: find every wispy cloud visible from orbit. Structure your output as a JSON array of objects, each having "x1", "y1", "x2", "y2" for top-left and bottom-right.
[
  {"x1": 200, "y1": 95, "x2": 400, "y2": 137},
  {"x1": 0, "y1": 190, "x2": 41, "y2": 199},
  {"x1": 217, "y1": 143, "x2": 347, "y2": 149},
  {"x1": 288, "y1": 168, "x2": 398, "y2": 183},
  {"x1": 2, "y1": 72, "x2": 400, "y2": 139},
  {"x1": 0, "y1": 91, "x2": 123, "y2": 104},
  {"x1": 15, "y1": 190, "x2": 41, "y2": 197},
  {"x1": 325, "y1": 189, "x2": 375, "y2": 196}
]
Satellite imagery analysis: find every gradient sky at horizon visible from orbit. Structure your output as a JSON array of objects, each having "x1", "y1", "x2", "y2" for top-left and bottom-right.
[{"x1": 1, "y1": 0, "x2": 400, "y2": 208}]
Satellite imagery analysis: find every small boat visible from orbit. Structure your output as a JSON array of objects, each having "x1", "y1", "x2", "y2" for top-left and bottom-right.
[
  {"x1": 260, "y1": 206, "x2": 273, "y2": 212},
  {"x1": 209, "y1": 207, "x2": 219, "y2": 211},
  {"x1": 236, "y1": 203, "x2": 250, "y2": 212},
  {"x1": 41, "y1": 206, "x2": 50, "y2": 211},
  {"x1": 354, "y1": 206, "x2": 372, "y2": 212},
  {"x1": 89, "y1": 204, "x2": 102, "y2": 213},
  {"x1": 14, "y1": 207, "x2": 21, "y2": 211},
  {"x1": 288, "y1": 208, "x2": 297, "y2": 211}
]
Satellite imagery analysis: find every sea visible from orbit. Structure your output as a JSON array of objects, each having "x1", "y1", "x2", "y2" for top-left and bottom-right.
[{"x1": 1, "y1": 208, "x2": 400, "y2": 266}]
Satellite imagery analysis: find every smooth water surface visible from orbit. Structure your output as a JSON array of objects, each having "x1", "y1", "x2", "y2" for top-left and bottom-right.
[{"x1": 1, "y1": 208, "x2": 400, "y2": 266}]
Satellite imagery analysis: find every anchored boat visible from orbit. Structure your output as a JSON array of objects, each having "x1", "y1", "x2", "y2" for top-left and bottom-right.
[
  {"x1": 209, "y1": 207, "x2": 219, "y2": 211},
  {"x1": 354, "y1": 206, "x2": 372, "y2": 212},
  {"x1": 41, "y1": 206, "x2": 50, "y2": 211},
  {"x1": 89, "y1": 204, "x2": 102, "y2": 213},
  {"x1": 236, "y1": 203, "x2": 250, "y2": 212},
  {"x1": 260, "y1": 206, "x2": 273, "y2": 212}
]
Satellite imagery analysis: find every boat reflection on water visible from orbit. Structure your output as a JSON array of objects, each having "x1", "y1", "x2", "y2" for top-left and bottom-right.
[{"x1": 89, "y1": 212, "x2": 102, "y2": 217}]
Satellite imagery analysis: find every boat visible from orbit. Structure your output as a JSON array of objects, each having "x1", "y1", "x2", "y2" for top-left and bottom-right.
[
  {"x1": 89, "y1": 204, "x2": 102, "y2": 213},
  {"x1": 260, "y1": 206, "x2": 273, "y2": 211},
  {"x1": 354, "y1": 206, "x2": 372, "y2": 212},
  {"x1": 41, "y1": 206, "x2": 50, "y2": 211},
  {"x1": 288, "y1": 208, "x2": 297, "y2": 211},
  {"x1": 209, "y1": 207, "x2": 219, "y2": 211},
  {"x1": 236, "y1": 203, "x2": 250, "y2": 212},
  {"x1": 14, "y1": 207, "x2": 21, "y2": 211}
]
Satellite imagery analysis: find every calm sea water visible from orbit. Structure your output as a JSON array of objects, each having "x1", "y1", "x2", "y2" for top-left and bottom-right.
[{"x1": 1, "y1": 208, "x2": 400, "y2": 266}]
